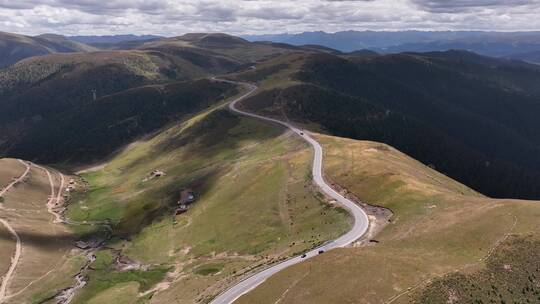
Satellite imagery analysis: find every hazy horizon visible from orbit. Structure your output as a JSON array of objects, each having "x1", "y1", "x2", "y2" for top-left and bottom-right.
[{"x1": 5, "y1": 29, "x2": 540, "y2": 39}]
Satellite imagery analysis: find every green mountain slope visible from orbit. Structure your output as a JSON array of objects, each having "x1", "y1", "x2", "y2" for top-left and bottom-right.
[
  {"x1": 239, "y1": 51, "x2": 540, "y2": 199},
  {"x1": 61, "y1": 94, "x2": 350, "y2": 303},
  {"x1": 0, "y1": 49, "x2": 239, "y2": 163},
  {"x1": 6, "y1": 79, "x2": 236, "y2": 163},
  {"x1": 0, "y1": 32, "x2": 308, "y2": 164},
  {"x1": 235, "y1": 135, "x2": 540, "y2": 304}
]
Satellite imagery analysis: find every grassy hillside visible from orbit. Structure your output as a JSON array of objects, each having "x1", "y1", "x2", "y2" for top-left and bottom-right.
[
  {"x1": 0, "y1": 48, "x2": 242, "y2": 162},
  {"x1": 0, "y1": 31, "x2": 96, "y2": 68},
  {"x1": 0, "y1": 32, "x2": 306, "y2": 164},
  {"x1": 34, "y1": 34, "x2": 98, "y2": 53},
  {"x1": 138, "y1": 33, "x2": 297, "y2": 66},
  {"x1": 0, "y1": 48, "x2": 231, "y2": 98},
  {"x1": 0, "y1": 159, "x2": 83, "y2": 304},
  {"x1": 413, "y1": 235, "x2": 540, "y2": 303},
  {"x1": 60, "y1": 92, "x2": 350, "y2": 303},
  {"x1": 5, "y1": 79, "x2": 236, "y2": 163},
  {"x1": 235, "y1": 135, "x2": 540, "y2": 304},
  {"x1": 238, "y1": 50, "x2": 540, "y2": 199}
]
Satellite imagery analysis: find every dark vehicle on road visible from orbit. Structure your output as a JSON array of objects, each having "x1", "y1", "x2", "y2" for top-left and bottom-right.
[
  {"x1": 301, "y1": 253, "x2": 307, "y2": 258},
  {"x1": 318, "y1": 250, "x2": 325, "y2": 254}
]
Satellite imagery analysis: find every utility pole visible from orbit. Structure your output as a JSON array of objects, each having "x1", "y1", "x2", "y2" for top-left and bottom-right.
[{"x1": 91, "y1": 89, "x2": 97, "y2": 101}]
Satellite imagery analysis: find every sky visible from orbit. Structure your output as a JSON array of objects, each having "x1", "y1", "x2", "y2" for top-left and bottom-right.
[{"x1": 1, "y1": 0, "x2": 540, "y2": 36}]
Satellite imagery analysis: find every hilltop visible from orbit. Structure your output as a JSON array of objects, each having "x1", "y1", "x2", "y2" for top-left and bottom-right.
[
  {"x1": 69, "y1": 34, "x2": 163, "y2": 45},
  {"x1": 137, "y1": 33, "x2": 295, "y2": 64},
  {"x1": 0, "y1": 31, "x2": 97, "y2": 68}
]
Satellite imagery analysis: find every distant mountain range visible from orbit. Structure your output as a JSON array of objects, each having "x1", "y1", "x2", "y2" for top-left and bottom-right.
[
  {"x1": 244, "y1": 31, "x2": 540, "y2": 60},
  {"x1": 3, "y1": 31, "x2": 540, "y2": 69}
]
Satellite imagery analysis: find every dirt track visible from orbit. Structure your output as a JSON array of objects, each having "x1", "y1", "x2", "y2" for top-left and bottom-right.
[
  {"x1": 34, "y1": 164, "x2": 66, "y2": 223},
  {"x1": 0, "y1": 160, "x2": 67, "y2": 303},
  {"x1": 0, "y1": 160, "x2": 29, "y2": 303},
  {"x1": 0, "y1": 160, "x2": 30, "y2": 198}
]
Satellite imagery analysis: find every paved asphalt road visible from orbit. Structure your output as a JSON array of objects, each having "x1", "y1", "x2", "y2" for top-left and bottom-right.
[{"x1": 210, "y1": 79, "x2": 370, "y2": 304}]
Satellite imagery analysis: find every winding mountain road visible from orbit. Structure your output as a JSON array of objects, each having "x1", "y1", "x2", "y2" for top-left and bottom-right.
[{"x1": 210, "y1": 79, "x2": 370, "y2": 304}]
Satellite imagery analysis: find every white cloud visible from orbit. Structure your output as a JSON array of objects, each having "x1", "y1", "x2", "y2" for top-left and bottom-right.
[
  {"x1": 1, "y1": 0, "x2": 539, "y2": 36},
  {"x1": 411, "y1": 0, "x2": 539, "y2": 13}
]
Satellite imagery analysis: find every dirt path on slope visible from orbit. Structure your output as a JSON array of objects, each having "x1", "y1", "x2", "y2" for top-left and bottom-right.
[
  {"x1": 0, "y1": 160, "x2": 30, "y2": 303},
  {"x1": 0, "y1": 161, "x2": 68, "y2": 303},
  {"x1": 0, "y1": 160, "x2": 30, "y2": 198},
  {"x1": 0, "y1": 219, "x2": 21, "y2": 303},
  {"x1": 33, "y1": 164, "x2": 65, "y2": 223}
]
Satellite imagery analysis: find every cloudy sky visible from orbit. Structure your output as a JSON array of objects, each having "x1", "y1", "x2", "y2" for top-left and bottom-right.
[{"x1": 1, "y1": 0, "x2": 540, "y2": 36}]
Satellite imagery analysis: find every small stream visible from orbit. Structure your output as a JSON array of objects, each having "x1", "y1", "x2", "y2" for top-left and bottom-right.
[
  {"x1": 49, "y1": 197, "x2": 112, "y2": 304},
  {"x1": 54, "y1": 252, "x2": 96, "y2": 304}
]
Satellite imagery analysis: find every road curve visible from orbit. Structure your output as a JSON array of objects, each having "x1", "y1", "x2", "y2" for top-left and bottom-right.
[{"x1": 210, "y1": 79, "x2": 370, "y2": 304}]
